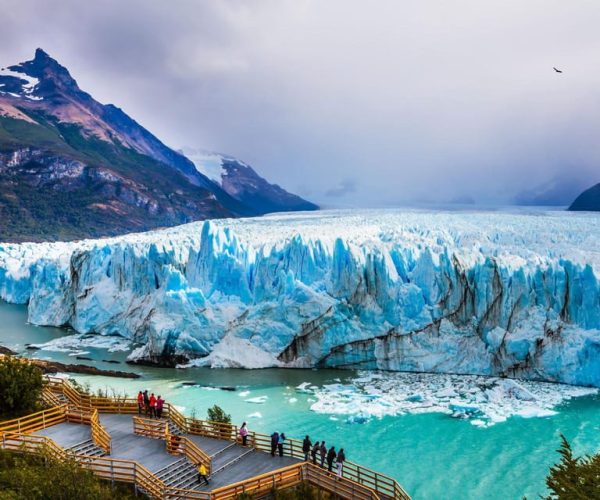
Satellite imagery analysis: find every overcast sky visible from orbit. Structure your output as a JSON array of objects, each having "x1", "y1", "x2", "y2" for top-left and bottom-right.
[{"x1": 2, "y1": 0, "x2": 600, "y2": 207}]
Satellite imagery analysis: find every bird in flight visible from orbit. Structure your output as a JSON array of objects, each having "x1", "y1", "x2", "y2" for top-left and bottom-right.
[{"x1": 553, "y1": 67, "x2": 563, "y2": 73}]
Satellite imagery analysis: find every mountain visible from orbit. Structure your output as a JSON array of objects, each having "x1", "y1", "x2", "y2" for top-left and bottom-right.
[
  {"x1": 182, "y1": 148, "x2": 318, "y2": 214},
  {"x1": 568, "y1": 182, "x2": 600, "y2": 211},
  {"x1": 0, "y1": 49, "x2": 316, "y2": 242}
]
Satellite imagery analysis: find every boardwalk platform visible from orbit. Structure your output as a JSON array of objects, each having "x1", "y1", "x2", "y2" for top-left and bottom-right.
[
  {"x1": 36, "y1": 422, "x2": 91, "y2": 449},
  {"x1": 0, "y1": 376, "x2": 411, "y2": 500},
  {"x1": 188, "y1": 434, "x2": 299, "y2": 491}
]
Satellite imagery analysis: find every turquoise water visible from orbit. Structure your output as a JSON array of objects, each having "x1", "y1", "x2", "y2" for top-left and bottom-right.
[{"x1": 1, "y1": 301, "x2": 599, "y2": 499}]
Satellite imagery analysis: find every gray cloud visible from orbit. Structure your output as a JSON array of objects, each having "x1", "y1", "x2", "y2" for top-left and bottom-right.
[{"x1": 1, "y1": 0, "x2": 600, "y2": 207}]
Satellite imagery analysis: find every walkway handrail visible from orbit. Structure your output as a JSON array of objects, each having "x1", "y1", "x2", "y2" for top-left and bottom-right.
[
  {"x1": 90, "y1": 408, "x2": 111, "y2": 454},
  {"x1": 0, "y1": 405, "x2": 67, "y2": 436},
  {"x1": 165, "y1": 422, "x2": 212, "y2": 475},
  {"x1": 133, "y1": 416, "x2": 167, "y2": 439},
  {"x1": 165, "y1": 404, "x2": 188, "y2": 434},
  {"x1": 1, "y1": 431, "x2": 67, "y2": 461}
]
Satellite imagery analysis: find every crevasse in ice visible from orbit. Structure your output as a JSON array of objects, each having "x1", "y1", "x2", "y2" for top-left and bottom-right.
[{"x1": 0, "y1": 209, "x2": 599, "y2": 385}]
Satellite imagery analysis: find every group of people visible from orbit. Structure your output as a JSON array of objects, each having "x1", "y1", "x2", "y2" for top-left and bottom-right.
[
  {"x1": 137, "y1": 390, "x2": 165, "y2": 418},
  {"x1": 269, "y1": 431, "x2": 346, "y2": 478},
  {"x1": 305, "y1": 436, "x2": 346, "y2": 478}
]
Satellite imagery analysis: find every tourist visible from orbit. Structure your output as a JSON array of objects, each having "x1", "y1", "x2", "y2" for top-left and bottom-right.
[
  {"x1": 302, "y1": 435, "x2": 312, "y2": 461},
  {"x1": 278, "y1": 432, "x2": 286, "y2": 457},
  {"x1": 336, "y1": 448, "x2": 346, "y2": 479},
  {"x1": 327, "y1": 446, "x2": 336, "y2": 472},
  {"x1": 239, "y1": 422, "x2": 248, "y2": 446},
  {"x1": 319, "y1": 441, "x2": 327, "y2": 467},
  {"x1": 270, "y1": 431, "x2": 279, "y2": 456},
  {"x1": 311, "y1": 441, "x2": 320, "y2": 465},
  {"x1": 149, "y1": 393, "x2": 157, "y2": 418},
  {"x1": 197, "y1": 462, "x2": 209, "y2": 486},
  {"x1": 156, "y1": 395, "x2": 164, "y2": 419},
  {"x1": 137, "y1": 391, "x2": 144, "y2": 415},
  {"x1": 143, "y1": 390, "x2": 150, "y2": 416}
]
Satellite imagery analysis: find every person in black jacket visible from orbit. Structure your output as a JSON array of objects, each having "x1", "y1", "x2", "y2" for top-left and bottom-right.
[
  {"x1": 302, "y1": 435, "x2": 312, "y2": 461},
  {"x1": 327, "y1": 446, "x2": 336, "y2": 472},
  {"x1": 319, "y1": 441, "x2": 327, "y2": 467},
  {"x1": 278, "y1": 433, "x2": 286, "y2": 457},
  {"x1": 270, "y1": 432, "x2": 279, "y2": 457},
  {"x1": 336, "y1": 448, "x2": 346, "y2": 478},
  {"x1": 311, "y1": 441, "x2": 320, "y2": 465}
]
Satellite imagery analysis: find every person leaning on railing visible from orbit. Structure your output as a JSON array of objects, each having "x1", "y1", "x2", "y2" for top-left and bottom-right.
[{"x1": 239, "y1": 422, "x2": 248, "y2": 446}]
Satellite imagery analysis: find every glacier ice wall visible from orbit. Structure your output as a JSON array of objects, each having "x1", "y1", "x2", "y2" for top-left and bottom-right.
[{"x1": 0, "y1": 209, "x2": 599, "y2": 386}]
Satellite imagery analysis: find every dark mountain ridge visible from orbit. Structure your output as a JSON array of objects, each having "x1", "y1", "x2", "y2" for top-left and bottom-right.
[{"x1": 0, "y1": 49, "x2": 316, "y2": 242}]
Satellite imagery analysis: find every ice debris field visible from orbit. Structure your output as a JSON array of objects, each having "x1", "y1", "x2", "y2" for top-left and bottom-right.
[
  {"x1": 301, "y1": 371, "x2": 597, "y2": 427},
  {"x1": 1, "y1": 209, "x2": 599, "y2": 386}
]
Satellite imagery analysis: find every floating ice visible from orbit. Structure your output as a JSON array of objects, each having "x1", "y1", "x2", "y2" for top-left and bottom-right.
[
  {"x1": 245, "y1": 396, "x2": 268, "y2": 404},
  {"x1": 239, "y1": 390, "x2": 251, "y2": 397},
  {"x1": 247, "y1": 412, "x2": 262, "y2": 419},
  {"x1": 310, "y1": 371, "x2": 598, "y2": 426}
]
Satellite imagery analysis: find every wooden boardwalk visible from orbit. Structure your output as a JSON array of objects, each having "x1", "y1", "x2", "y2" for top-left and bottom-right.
[
  {"x1": 33, "y1": 415, "x2": 300, "y2": 489},
  {"x1": 0, "y1": 376, "x2": 411, "y2": 500}
]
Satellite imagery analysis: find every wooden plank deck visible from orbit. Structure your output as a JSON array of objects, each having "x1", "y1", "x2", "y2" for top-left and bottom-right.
[
  {"x1": 35, "y1": 422, "x2": 91, "y2": 448},
  {"x1": 33, "y1": 415, "x2": 303, "y2": 492},
  {"x1": 99, "y1": 414, "x2": 180, "y2": 472},
  {"x1": 197, "y1": 449, "x2": 299, "y2": 491}
]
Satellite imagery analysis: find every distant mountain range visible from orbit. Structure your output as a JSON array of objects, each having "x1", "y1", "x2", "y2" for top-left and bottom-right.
[
  {"x1": 0, "y1": 49, "x2": 317, "y2": 242},
  {"x1": 513, "y1": 174, "x2": 591, "y2": 207}
]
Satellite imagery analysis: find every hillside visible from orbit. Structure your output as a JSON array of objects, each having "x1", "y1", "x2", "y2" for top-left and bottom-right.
[{"x1": 0, "y1": 49, "x2": 316, "y2": 242}]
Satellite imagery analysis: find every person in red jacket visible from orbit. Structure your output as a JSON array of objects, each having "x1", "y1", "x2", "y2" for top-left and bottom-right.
[
  {"x1": 137, "y1": 391, "x2": 144, "y2": 415},
  {"x1": 156, "y1": 395, "x2": 164, "y2": 419},
  {"x1": 149, "y1": 393, "x2": 157, "y2": 418}
]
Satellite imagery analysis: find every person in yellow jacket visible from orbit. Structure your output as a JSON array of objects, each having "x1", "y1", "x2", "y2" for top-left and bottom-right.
[{"x1": 198, "y1": 462, "x2": 209, "y2": 486}]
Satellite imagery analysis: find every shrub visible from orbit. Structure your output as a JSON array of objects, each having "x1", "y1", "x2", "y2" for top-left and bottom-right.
[
  {"x1": 544, "y1": 434, "x2": 600, "y2": 499},
  {"x1": 207, "y1": 405, "x2": 232, "y2": 440},
  {"x1": 0, "y1": 448, "x2": 136, "y2": 499},
  {"x1": 0, "y1": 356, "x2": 44, "y2": 419}
]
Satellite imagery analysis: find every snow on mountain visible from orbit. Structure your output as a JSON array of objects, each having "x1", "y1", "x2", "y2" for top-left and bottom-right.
[
  {"x1": 181, "y1": 146, "x2": 318, "y2": 215},
  {"x1": 181, "y1": 148, "x2": 229, "y2": 183},
  {"x1": 0, "y1": 66, "x2": 42, "y2": 100},
  {"x1": 1, "y1": 209, "x2": 599, "y2": 386}
]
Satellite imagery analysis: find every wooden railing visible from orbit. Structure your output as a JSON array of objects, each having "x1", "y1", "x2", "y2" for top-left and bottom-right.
[
  {"x1": 165, "y1": 428, "x2": 212, "y2": 475},
  {"x1": 90, "y1": 409, "x2": 111, "y2": 454},
  {"x1": 304, "y1": 463, "x2": 381, "y2": 500},
  {"x1": 1, "y1": 432, "x2": 67, "y2": 461},
  {"x1": 0, "y1": 405, "x2": 67, "y2": 436},
  {"x1": 133, "y1": 416, "x2": 168, "y2": 439},
  {"x1": 41, "y1": 386, "x2": 63, "y2": 407}
]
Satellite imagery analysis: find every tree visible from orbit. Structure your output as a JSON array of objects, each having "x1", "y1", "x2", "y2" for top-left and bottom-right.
[
  {"x1": 0, "y1": 356, "x2": 44, "y2": 419},
  {"x1": 207, "y1": 405, "x2": 231, "y2": 424},
  {"x1": 544, "y1": 434, "x2": 600, "y2": 499},
  {"x1": 207, "y1": 405, "x2": 232, "y2": 439}
]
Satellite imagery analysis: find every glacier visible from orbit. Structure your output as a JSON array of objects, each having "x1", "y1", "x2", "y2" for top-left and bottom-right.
[{"x1": 0, "y1": 209, "x2": 599, "y2": 386}]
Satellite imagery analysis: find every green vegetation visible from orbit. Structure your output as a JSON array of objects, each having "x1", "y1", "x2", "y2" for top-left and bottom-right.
[
  {"x1": 207, "y1": 404, "x2": 232, "y2": 424},
  {"x1": 0, "y1": 356, "x2": 44, "y2": 419},
  {"x1": 0, "y1": 448, "x2": 136, "y2": 500},
  {"x1": 544, "y1": 435, "x2": 600, "y2": 499},
  {"x1": 0, "y1": 112, "x2": 223, "y2": 242}
]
